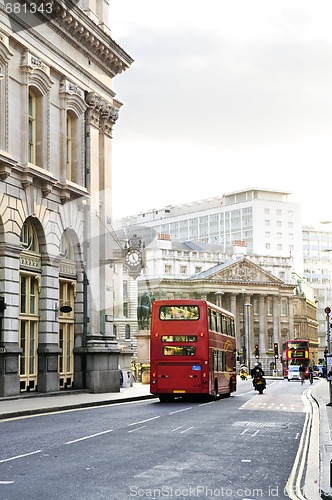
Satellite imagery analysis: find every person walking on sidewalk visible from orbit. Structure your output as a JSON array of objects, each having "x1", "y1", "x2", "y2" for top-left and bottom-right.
[
  {"x1": 299, "y1": 364, "x2": 306, "y2": 385},
  {"x1": 327, "y1": 366, "x2": 332, "y2": 380}
]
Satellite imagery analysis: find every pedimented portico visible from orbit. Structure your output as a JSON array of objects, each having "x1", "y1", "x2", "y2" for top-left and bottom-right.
[{"x1": 139, "y1": 257, "x2": 296, "y2": 373}]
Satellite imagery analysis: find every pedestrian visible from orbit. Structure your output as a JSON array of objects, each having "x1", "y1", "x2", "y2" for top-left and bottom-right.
[
  {"x1": 299, "y1": 364, "x2": 306, "y2": 385},
  {"x1": 327, "y1": 366, "x2": 332, "y2": 380}
]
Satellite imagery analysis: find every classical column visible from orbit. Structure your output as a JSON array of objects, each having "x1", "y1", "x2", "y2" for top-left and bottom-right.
[
  {"x1": 259, "y1": 295, "x2": 267, "y2": 354},
  {"x1": 273, "y1": 296, "x2": 281, "y2": 344},
  {"x1": 0, "y1": 241, "x2": 22, "y2": 397},
  {"x1": 37, "y1": 254, "x2": 61, "y2": 393},
  {"x1": 230, "y1": 293, "x2": 239, "y2": 345},
  {"x1": 80, "y1": 92, "x2": 122, "y2": 393},
  {"x1": 288, "y1": 296, "x2": 295, "y2": 339},
  {"x1": 244, "y1": 294, "x2": 252, "y2": 370}
]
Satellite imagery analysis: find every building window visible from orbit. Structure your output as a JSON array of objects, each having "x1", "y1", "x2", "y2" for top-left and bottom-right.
[
  {"x1": 28, "y1": 90, "x2": 36, "y2": 164},
  {"x1": 125, "y1": 324, "x2": 130, "y2": 339},
  {"x1": 267, "y1": 299, "x2": 273, "y2": 315},
  {"x1": 180, "y1": 266, "x2": 187, "y2": 274},
  {"x1": 66, "y1": 112, "x2": 72, "y2": 180},
  {"x1": 195, "y1": 266, "x2": 202, "y2": 274},
  {"x1": 268, "y1": 334, "x2": 273, "y2": 350},
  {"x1": 21, "y1": 221, "x2": 39, "y2": 252},
  {"x1": 281, "y1": 299, "x2": 288, "y2": 316},
  {"x1": 165, "y1": 264, "x2": 172, "y2": 274},
  {"x1": 19, "y1": 274, "x2": 39, "y2": 392},
  {"x1": 65, "y1": 110, "x2": 80, "y2": 183},
  {"x1": 253, "y1": 298, "x2": 258, "y2": 315}
]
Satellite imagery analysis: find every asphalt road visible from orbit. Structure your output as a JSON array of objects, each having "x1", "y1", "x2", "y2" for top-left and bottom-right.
[{"x1": 0, "y1": 379, "x2": 310, "y2": 500}]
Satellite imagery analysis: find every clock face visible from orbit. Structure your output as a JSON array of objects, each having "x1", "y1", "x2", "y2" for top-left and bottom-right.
[{"x1": 125, "y1": 248, "x2": 142, "y2": 267}]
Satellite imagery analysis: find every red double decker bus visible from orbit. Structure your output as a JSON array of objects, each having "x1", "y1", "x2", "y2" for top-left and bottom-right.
[
  {"x1": 150, "y1": 299, "x2": 237, "y2": 402},
  {"x1": 282, "y1": 339, "x2": 310, "y2": 378}
]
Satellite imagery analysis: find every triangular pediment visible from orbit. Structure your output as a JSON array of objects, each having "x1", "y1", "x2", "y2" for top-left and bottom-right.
[{"x1": 194, "y1": 257, "x2": 284, "y2": 285}]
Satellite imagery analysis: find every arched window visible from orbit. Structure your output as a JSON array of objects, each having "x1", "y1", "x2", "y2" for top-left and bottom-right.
[
  {"x1": 125, "y1": 324, "x2": 131, "y2": 339},
  {"x1": 21, "y1": 221, "x2": 39, "y2": 252},
  {"x1": 60, "y1": 231, "x2": 74, "y2": 260}
]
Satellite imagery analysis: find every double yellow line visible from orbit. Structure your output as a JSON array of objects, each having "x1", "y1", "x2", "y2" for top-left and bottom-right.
[{"x1": 285, "y1": 388, "x2": 319, "y2": 500}]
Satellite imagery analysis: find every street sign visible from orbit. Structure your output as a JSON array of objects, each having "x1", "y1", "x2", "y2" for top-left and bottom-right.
[{"x1": 325, "y1": 307, "x2": 331, "y2": 314}]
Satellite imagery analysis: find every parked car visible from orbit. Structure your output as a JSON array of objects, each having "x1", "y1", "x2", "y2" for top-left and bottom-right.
[{"x1": 288, "y1": 365, "x2": 300, "y2": 381}]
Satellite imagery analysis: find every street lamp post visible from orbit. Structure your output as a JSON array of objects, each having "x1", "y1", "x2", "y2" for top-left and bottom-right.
[{"x1": 244, "y1": 303, "x2": 252, "y2": 372}]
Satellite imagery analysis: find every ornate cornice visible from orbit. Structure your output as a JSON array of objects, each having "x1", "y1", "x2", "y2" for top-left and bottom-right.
[{"x1": 43, "y1": 1, "x2": 133, "y2": 77}]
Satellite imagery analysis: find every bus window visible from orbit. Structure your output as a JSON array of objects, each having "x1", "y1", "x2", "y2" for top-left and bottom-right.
[
  {"x1": 159, "y1": 305, "x2": 199, "y2": 320},
  {"x1": 163, "y1": 345, "x2": 196, "y2": 356}
]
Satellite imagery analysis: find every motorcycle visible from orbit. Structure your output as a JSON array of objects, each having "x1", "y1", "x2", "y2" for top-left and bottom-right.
[{"x1": 253, "y1": 373, "x2": 266, "y2": 394}]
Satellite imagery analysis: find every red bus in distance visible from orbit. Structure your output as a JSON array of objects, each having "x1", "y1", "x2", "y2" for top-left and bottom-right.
[
  {"x1": 281, "y1": 339, "x2": 310, "y2": 378},
  {"x1": 150, "y1": 299, "x2": 237, "y2": 402}
]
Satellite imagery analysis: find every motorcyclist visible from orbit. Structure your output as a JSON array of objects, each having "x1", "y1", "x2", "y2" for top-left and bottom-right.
[
  {"x1": 251, "y1": 363, "x2": 265, "y2": 387},
  {"x1": 240, "y1": 366, "x2": 248, "y2": 380}
]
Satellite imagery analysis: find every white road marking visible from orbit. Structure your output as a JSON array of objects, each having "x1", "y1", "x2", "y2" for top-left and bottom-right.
[
  {"x1": 0, "y1": 450, "x2": 42, "y2": 463},
  {"x1": 128, "y1": 416, "x2": 160, "y2": 426},
  {"x1": 128, "y1": 426, "x2": 147, "y2": 433},
  {"x1": 169, "y1": 407, "x2": 192, "y2": 415},
  {"x1": 65, "y1": 429, "x2": 113, "y2": 444},
  {"x1": 180, "y1": 427, "x2": 194, "y2": 433}
]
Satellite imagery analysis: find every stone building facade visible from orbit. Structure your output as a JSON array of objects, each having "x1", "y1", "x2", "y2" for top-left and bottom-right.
[
  {"x1": 136, "y1": 236, "x2": 319, "y2": 373},
  {"x1": 0, "y1": 1, "x2": 133, "y2": 396}
]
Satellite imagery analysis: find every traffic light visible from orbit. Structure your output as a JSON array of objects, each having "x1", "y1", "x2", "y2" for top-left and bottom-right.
[
  {"x1": 274, "y1": 342, "x2": 279, "y2": 359},
  {"x1": 255, "y1": 344, "x2": 259, "y2": 359}
]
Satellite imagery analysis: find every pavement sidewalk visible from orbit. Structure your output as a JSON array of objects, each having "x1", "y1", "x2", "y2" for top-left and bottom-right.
[
  {"x1": 311, "y1": 378, "x2": 332, "y2": 499},
  {"x1": 0, "y1": 383, "x2": 155, "y2": 420}
]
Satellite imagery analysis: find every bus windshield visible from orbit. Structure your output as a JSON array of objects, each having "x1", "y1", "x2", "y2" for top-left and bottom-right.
[
  {"x1": 159, "y1": 305, "x2": 199, "y2": 320},
  {"x1": 287, "y1": 341, "x2": 308, "y2": 350}
]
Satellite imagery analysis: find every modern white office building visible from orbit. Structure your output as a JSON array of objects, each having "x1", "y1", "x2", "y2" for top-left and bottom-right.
[
  {"x1": 303, "y1": 224, "x2": 332, "y2": 359},
  {"x1": 117, "y1": 188, "x2": 332, "y2": 360},
  {"x1": 118, "y1": 188, "x2": 304, "y2": 275}
]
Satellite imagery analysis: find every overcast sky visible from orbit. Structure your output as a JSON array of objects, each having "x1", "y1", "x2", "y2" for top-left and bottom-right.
[{"x1": 108, "y1": 1, "x2": 332, "y2": 227}]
